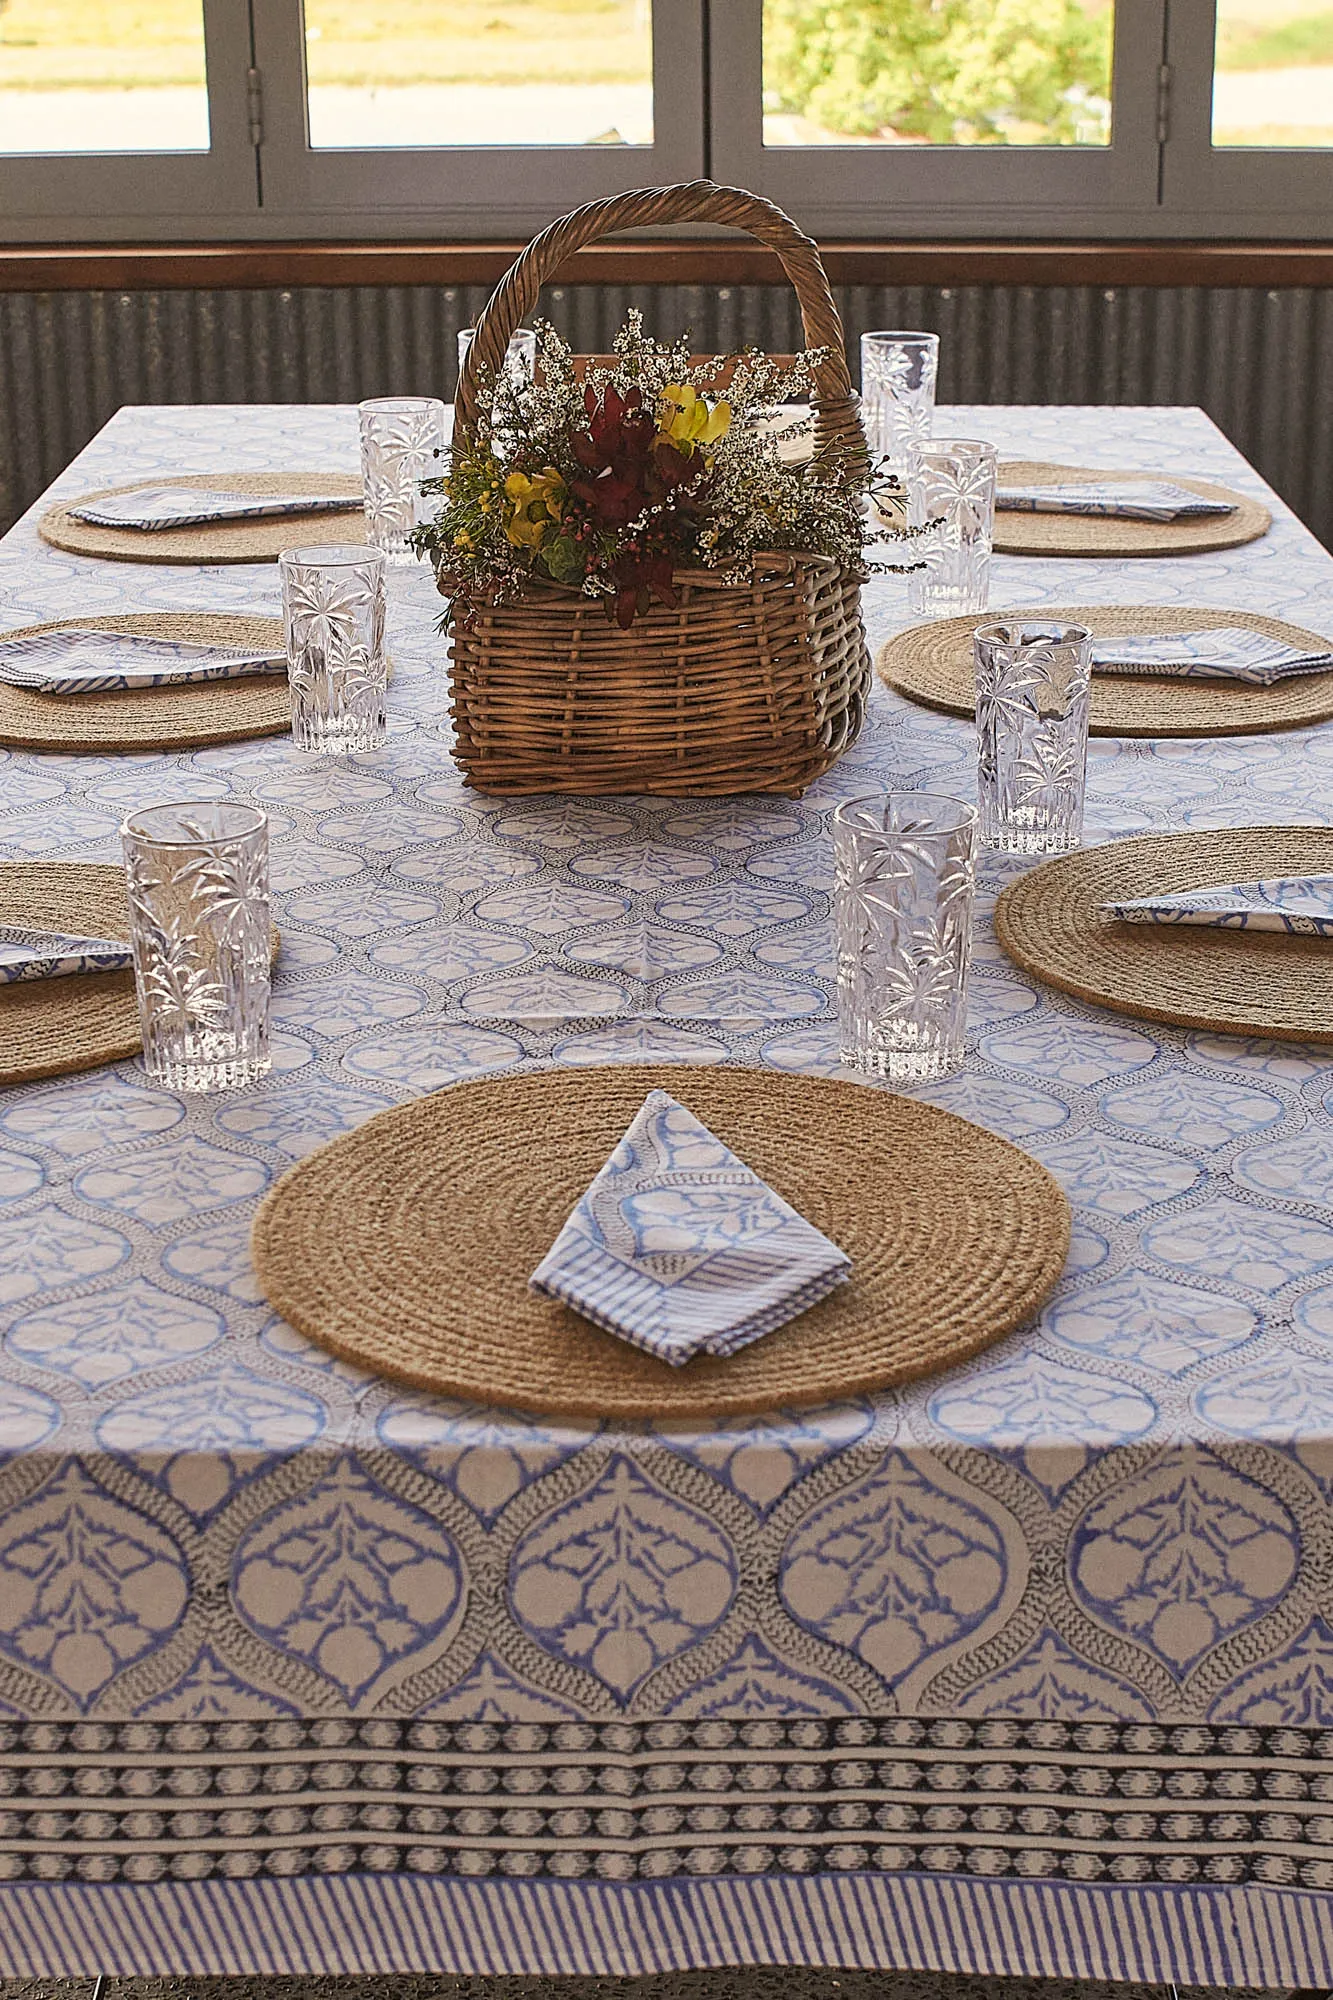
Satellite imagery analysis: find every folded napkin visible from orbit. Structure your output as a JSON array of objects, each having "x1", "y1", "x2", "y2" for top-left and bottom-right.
[
  {"x1": 1090, "y1": 626, "x2": 1333, "y2": 687},
  {"x1": 529, "y1": 1088, "x2": 851, "y2": 1365},
  {"x1": 68, "y1": 485, "x2": 363, "y2": 531},
  {"x1": 996, "y1": 479, "x2": 1235, "y2": 523},
  {"x1": 1104, "y1": 875, "x2": 1333, "y2": 936},
  {"x1": 0, "y1": 629, "x2": 286, "y2": 696},
  {"x1": 0, "y1": 926, "x2": 134, "y2": 982}
]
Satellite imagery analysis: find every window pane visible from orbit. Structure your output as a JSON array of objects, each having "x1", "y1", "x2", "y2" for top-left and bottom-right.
[
  {"x1": 0, "y1": 0, "x2": 208, "y2": 154},
  {"x1": 1213, "y1": 0, "x2": 1333, "y2": 148},
  {"x1": 302, "y1": 0, "x2": 653, "y2": 149},
  {"x1": 762, "y1": 0, "x2": 1113, "y2": 148}
]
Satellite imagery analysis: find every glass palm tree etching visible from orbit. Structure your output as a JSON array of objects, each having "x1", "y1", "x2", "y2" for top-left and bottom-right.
[
  {"x1": 908, "y1": 440, "x2": 997, "y2": 617},
  {"x1": 122, "y1": 803, "x2": 271, "y2": 1092},
  {"x1": 833, "y1": 796, "x2": 977, "y2": 1082},
  {"x1": 974, "y1": 622, "x2": 1091, "y2": 854},
  {"x1": 358, "y1": 398, "x2": 448, "y2": 563},
  {"x1": 281, "y1": 548, "x2": 387, "y2": 754},
  {"x1": 860, "y1": 333, "x2": 938, "y2": 469}
]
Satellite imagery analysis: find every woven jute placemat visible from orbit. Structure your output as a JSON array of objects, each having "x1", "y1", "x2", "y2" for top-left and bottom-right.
[
  {"x1": 877, "y1": 603, "x2": 1333, "y2": 739},
  {"x1": 0, "y1": 613, "x2": 289, "y2": 752},
  {"x1": 991, "y1": 461, "x2": 1270, "y2": 558},
  {"x1": 996, "y1": 826, "x2": 1333, "y2": 1042},
  {"x1": 0, "y1": 863, "x2": 140, "y2": 1085},
  {"x1": 39, "y1": 471, "x2": 365, "y2": 565},
  {"x1": 251, "y1": 1063, "x2": 1071, "y2": 1421}
]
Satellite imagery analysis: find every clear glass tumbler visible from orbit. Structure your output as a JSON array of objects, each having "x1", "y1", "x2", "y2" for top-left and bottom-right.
[
  {"x1": 280, "y1": 542, "x2": 387, "y2": 756},
  {"x1": 833, "y1": 791, "x2": 978, "y2": 1083},
  {"x1": 457, "y1": 326, "x2": 538, "y2": 387},
  {"x1": 122, "y1": 800, "x2": 271, "y2": 1094},
  {"x1": 907, "y1": 437, "x2": 998, "y2": 619},
  {"x1": 974, "y1": 620, "x2": 1092, "y2": 855},
  {"x1": 358, "y1": 395, "x2": 448, "y2": 565},
  {"x1": 860, "y1": 330, "x2": 939, "y2": 472}
]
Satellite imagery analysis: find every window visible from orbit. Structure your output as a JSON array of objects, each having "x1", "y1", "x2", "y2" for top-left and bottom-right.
[
  {"x1": 0, "y1": 0, "x2": 1329, "y2": 242},
  {"x1": 712, "y1": 0, "x2": 1160, "y2": 234},
  {"x1": 0, "y1": 0, "x2": 211, "y2": 155},
  {"x1": 1162, "y1": 0, "x2": 1333, "y2": 226},
  {"x1": 760, "y1": 0, "x2": 1115, "y2": 150},
  {"x1": 1212, "y1": 0, "x2": 1333, "y2": 149},
  {"x1": 251, "y1": 0, "x2": 701, "y2": 233},
  {"x1": 300, "y1": 0, "x2": 655, "y2": 150}
]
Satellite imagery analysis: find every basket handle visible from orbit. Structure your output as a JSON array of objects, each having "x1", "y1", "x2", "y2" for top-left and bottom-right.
[{"x1": 455, "y1": 179, "x2": 866, "y2": 478}]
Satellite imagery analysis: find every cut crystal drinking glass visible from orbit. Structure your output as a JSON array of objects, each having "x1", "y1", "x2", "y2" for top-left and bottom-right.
[
  {"x1": 280, "y1": 542, "x2": 388, "y2": 756},
  {"x1": 860, "y1": 330, "x2": 938, "y2": 472},
  {"x1": 907, "y1": 437, "x2": 998, "y2": 618},
  {"x1": 833, "y1": 791, "x2": 978, "y2": 1083},
  {"x1": 457, "y1": 326, "x2": 538, "y2": 386},
  {"x1": 122, "y1": 800, "x2": 270, "y2": 1094},
  {"x1": 975, "y1": 620, "x2": 1092, "y2": 854},
  {"x1": 358, "y1": 395, "x2": 449, "y2": 564}
]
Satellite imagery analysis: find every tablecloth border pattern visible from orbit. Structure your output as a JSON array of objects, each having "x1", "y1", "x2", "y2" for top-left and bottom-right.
[
  {"x1": 0, "y1": 1715, "x2": 1326, "y2": 1927},
  {"x1": 0, "y1": 1870, "x2": 1330, "y2": 1986}
]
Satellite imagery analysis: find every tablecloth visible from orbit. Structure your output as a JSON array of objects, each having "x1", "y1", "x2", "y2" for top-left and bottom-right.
[{"x1": 1, "y1": 402, "x2": 1332, "y2": 1986}]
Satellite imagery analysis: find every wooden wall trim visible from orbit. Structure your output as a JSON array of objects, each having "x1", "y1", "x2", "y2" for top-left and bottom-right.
[{"x1": 3, "y1": 239, "x2": 1333, "y2": 293}]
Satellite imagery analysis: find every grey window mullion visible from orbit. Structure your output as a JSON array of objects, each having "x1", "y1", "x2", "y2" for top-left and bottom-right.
[
  {"x1": 0, "y1": 0, "x2": 260, "y2": 238},
  {"x1": 1159, "y1": 0, "x2": 1333, "y2": 235}
]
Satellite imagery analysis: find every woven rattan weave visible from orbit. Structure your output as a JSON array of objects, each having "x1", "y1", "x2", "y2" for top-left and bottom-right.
[
  {"x1": 991, "y1": 462, "x2": 1269, "y2": 558},
  {"x1": 0, "y1": 613, "x2": 289, "y2": 752},
  {"x1": 39, "y1": 472, "x2": 365, "y2": 565},
  {"x1": 996, "y1": 827, "x2": 1333, "y2": 1041},
  {"x1": 447, "y1": 182, "x2": 871, "y2": 797},
  {"x1": 251, "y1": 1064, "x2": 1071, "y2": 1421},
  {"x1": 877, "y1": 604, "x2": 1333, "y2": 738}
]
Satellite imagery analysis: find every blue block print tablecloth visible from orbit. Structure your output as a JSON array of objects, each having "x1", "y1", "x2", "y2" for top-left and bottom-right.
[{"x1": 1, "y1": 403, "x2": 1332, "y2": 1987}]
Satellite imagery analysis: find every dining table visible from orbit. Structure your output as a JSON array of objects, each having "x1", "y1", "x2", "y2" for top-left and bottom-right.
[{"x1": 1, "y1": 398, "x2": 1332, "y2": 1989}]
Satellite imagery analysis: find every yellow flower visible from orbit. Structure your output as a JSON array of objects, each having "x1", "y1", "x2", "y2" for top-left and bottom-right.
[
  {"x1": 656, "y1": 383, "x2": 732, "y2": 456},
  {"x1": 503, "y1": 467, "x2": 567, "y2": 551}
]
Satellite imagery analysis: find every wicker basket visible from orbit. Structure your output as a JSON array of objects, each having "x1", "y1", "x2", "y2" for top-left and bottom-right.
[{"x1": 449, "y1": 180, "x2": 872, "y2": 798}]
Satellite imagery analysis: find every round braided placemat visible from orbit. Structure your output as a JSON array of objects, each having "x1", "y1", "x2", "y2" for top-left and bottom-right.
[
  {"x1": 995, "y1": 827, "x2": 1333, "y2": 1041},
  {"x1": 0, "y1": 613, "x2": 289, "y2": 752},
  {"x1": 251, "y1": 1063, "x2": 1071, "y2": 1421},
  {"x1": 991, "y1": 461, "x2": 1270, "y2": 557},
  {"x1": 0, "y1": 863, "x2": 140, "y2": 1085},
  {"x1": 877, "y1": 603, "x2": 1333, "y2": 738},
  {"x1": 38, "y1": 471, "x2": 365, "y2": 565}
]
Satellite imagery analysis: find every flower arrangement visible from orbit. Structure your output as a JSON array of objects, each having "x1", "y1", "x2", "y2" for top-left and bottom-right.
[{"x1": 416, "y1": 312, "x2": 926, "y2": 631}]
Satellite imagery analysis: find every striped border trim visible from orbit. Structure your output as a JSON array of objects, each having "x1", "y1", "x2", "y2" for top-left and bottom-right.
[{"x1": 0, "y1": 1872, "x2": 1330, "y2": 1986}]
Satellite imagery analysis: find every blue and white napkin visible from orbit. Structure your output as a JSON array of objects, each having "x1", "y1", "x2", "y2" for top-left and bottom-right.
[
  {"x1": 0, "y1": 629, "x2": 286, "y2": 696},
  {"x1": 1090, "y1": 626, "x2": 1333, "y2": 686},
  {"x1": 68, "y1": 485, "x2": 362, "y2": 531},
  {"x1": 530, "y1": 1088, "x2": 851, "y2": 1366},
  {"x1": 1104, "y1": 876, "x2": 1333, "y2": 936},
  {"x1": 996, "y1": 479, "x2": 1235, "y2": 522},
  {"x1": 0, "y1": 926, "x2": 134, "y2": 982}
]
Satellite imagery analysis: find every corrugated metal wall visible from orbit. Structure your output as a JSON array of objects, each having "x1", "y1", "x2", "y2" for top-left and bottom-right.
[{"x1": 3, "y1": 281, "x2": 1331, "y2": 545}]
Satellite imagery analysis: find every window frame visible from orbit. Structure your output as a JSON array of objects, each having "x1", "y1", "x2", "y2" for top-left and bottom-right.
[
  {"x1": 707, "y1": 0, "x2": 1168, "y2": 241},
  {"x1": 0, "y1": 0, "x2": 258, "y2": 240},
  {"x1": 2, "y1": 0, "x2": 1333, "y2": 244},
  {"x1": 250, "y1": 0, "x2": 706, "y2": 239},
  {"x1": 1159, "y1": 0, "x2": 1333, "y2": 231}
]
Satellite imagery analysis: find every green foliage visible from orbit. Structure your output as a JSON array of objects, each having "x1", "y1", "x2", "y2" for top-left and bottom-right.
[
  {"x1": 763, "y1": 0, "x2": 1113, "y2": 144},
  {"x1": 1216, "y1": 9, "x2": 1333, "y2": 72}
]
